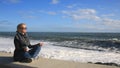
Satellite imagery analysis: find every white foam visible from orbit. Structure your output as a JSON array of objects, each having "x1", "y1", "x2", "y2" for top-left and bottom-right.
[
  {"x1": 0, "y1": 37, "x2": 15, "y2": 53},
  {"x1": 0, "y1": 37, "x2": 120, "y2": 65}
]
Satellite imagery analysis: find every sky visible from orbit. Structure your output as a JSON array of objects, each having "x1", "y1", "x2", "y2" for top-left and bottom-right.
[{"x1": 0, "y1": 0, "x2": 120, "y2": 32}]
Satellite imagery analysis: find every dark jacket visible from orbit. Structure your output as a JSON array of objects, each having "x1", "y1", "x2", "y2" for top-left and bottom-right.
[
  {"x1": 13, "y1": 31, "x2": 32, "y2": 60},
  {"x1": 14, "y1": 31, "x2": 32, "y2": 51}
]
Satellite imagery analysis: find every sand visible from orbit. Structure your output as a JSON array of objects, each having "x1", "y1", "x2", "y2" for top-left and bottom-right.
[{"x1": 0, "y1": 52, "x2": 119, "y2": 68}]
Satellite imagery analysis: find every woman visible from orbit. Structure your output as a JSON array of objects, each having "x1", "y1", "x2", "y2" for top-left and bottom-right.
[{"x1": 13, "y1": 23, "x2": 43, "y2": 63}]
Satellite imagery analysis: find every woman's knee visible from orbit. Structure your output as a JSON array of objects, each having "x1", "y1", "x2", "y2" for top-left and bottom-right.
[
  {"x1": 34, "y1": 45, "x2": 41, "y2": 50},
  {"x1": 24, "y1": 52, "x2": 31, "y2": 58}
]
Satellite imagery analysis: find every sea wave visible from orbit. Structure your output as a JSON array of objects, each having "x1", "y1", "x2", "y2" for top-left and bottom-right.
[
  {"x1": 0, "y1": 32, "x2": 120, "y2": 52},
  {"x1": 48, "y1": 39, "x2": 120, "y2": 53},
  {"x1": 0, "y1": 37, "x2": 120, "y2": 65}
]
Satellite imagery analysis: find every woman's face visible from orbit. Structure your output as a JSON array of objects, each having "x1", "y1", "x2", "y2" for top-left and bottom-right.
[{"x1": 19, "y1": 25, "x2": 27, "y2": 34}]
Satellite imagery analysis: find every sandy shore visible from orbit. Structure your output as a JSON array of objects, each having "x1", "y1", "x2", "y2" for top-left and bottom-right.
[{"x1": 0, "y1": 52, "x2": 119, "y2": 68}]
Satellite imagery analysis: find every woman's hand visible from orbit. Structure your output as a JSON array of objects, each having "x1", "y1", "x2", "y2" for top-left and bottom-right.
[
  {"x1": 24, "y1": 47, "x2": 30, "y2": 52},
  {"x1": 38, "y1": 42, "x2": 44, "y2": 46}
]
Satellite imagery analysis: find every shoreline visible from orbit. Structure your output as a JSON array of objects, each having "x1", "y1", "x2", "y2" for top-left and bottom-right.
[{"x1": 0, "y1": 52, "x2": 119, "y2": 68}]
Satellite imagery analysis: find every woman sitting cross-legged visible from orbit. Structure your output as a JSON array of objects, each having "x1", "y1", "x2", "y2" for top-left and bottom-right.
[{"x1": 13, "y1": 23, "x2": 44, "y2": 63}]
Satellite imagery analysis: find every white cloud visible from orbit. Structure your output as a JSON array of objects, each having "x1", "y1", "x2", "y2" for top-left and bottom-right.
[
  {"x1": 62, "y1": 9, "x2": 100, "y2": 21},
  {"x1": 0, "y1": 20, "x2": 14, "y2": 31},
  {"x1": 51, "y1": 0, "x2": 59, "y2": 4},
  {"x1": 1, "y1": 0, "x2": 20, "y2": 4},
  {"x1": 61, "y1": 8, "x2": 120, "y2": 31},
  {"x1": 38, "y1": 10, "x2": 57, "y2": 15},
  {"x1": 21, "y1": 15, "x2": 36, "y2": 19},
  {"x1": 62, "y1": 9, "x2": 96, "y2": 15},
  {"x1": 0, "y1": 20, "x2": 13, "y2": 27},
  {"x1": 66, "y1": 4, "x2": 77, "y2": 8},
  {"x1": 18, "y1": 10, "x2": 37, "y2": 19},
  {"x1": 79, "y1": 9, "x2": 96, "y2": 15},
  {"x1": 18, "y1": 10, "x2": 57, "y2": 19},
  {"x1": 101, "y1": 14, "x2": 115, "y2": 17},
  {"x1": 47, "y1": 11, "x2": 57, "y2": 15},
  {"x1": 38, "y1": 10, "x2": 45, "y2": 13},
  {"x1": 102, "y1": 18, "x2": 120, "y2": 27},
  {"x1": 9, "y1": 0, "x2": 20, "y2": 3}
]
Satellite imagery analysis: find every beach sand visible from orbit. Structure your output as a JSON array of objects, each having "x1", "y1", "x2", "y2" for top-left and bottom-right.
[{"x1": 0, "y1": 52, "x2": 119, "y2": 68}]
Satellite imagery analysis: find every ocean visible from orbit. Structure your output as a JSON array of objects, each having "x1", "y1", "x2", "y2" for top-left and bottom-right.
[{"x1": 0, "y1": 32, "x2": 120, "y2": 65}]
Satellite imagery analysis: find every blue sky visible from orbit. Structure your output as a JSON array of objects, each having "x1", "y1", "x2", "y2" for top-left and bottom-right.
[{"x1": 0, "y1": 0, "x2": 120, "y2": 32}]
